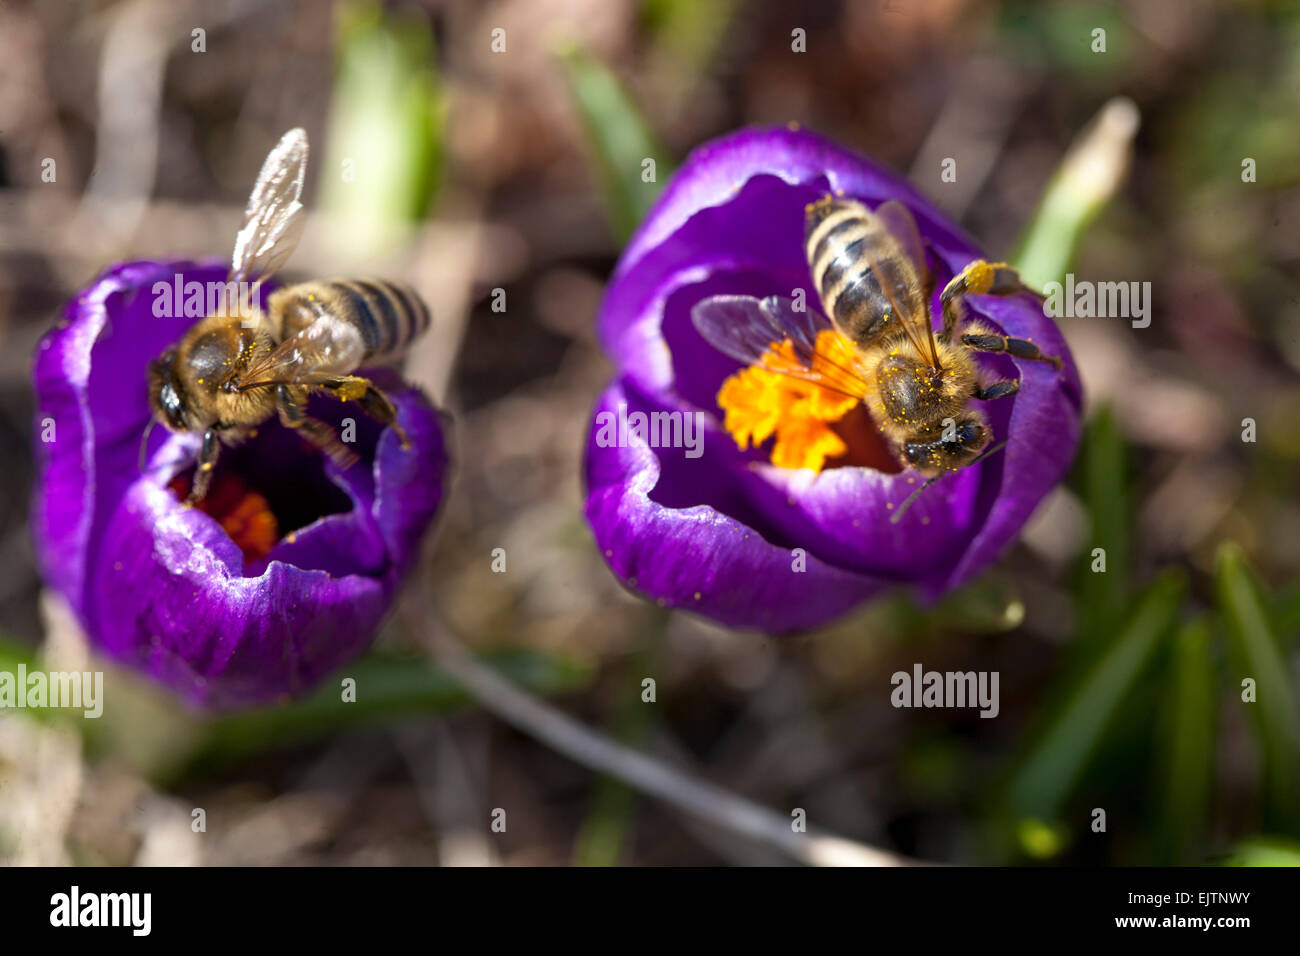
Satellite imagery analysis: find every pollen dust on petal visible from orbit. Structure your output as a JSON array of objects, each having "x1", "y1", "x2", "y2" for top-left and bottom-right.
[
  {"x1": 716, "y1": 330, "x2": 861, "y2": 472},
  {"x1": 169, "y1": 471, "x2": 280, "y2": 564}
]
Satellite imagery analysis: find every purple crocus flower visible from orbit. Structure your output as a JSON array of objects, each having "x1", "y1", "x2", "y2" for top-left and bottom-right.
[
  {"x1": 32, "y1": 260, "x2": 449, "y2": 708},
  {"x1": 584, "y1": 126, "x2": 1083, "y2": 631}
]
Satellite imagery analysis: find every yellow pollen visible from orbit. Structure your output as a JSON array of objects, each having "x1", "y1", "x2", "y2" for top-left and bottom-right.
[
  {"x1": 337, "y1": 379, "x2": 367, "y2": 401},
  {"x1": 805, "y1": 195, "x2": 836, "y2": 218},
  {"x1": 716, "y1": 330, "x2": 860, "y2": 472},
  {"x1": 964, "y1": 260, "x2": 996, "y2": 295}
]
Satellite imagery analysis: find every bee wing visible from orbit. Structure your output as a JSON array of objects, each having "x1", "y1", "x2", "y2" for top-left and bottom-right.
[
  {"x1": 860, "y1": 200, "x2": 941, "y2": 368},
  {"x1": 229, "y1": 128, "x2": 309, "y2": 285},
  {"x1": 874, "y1": 200, "x2": 929, "y2": 288},
  {"x1": 235, "y1": 312, "x2": 366, "y2": 391},
  {"x1": 690, "y1": 294, "x2": 872, "y2": 400}
]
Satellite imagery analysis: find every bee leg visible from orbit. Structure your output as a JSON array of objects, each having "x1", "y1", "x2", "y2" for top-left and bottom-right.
[
  {"x1": 974, "y1": 379, "x2": 1020, "y2": 401},
  {"x1": 961, "y1": 332, "x2": 1063, "y2": 370},
  {"x1": 277, "y1": 385, "x2": 360, "y2": 469},
  {"x1": 321, "y1": 376, "x2": 410, "y2": 449},
  {"x1": 186, "y1": 428, "x2": 221, "y2": 505},
  {"x1": 940, "y1": 260, "x2": 1034, "y2": 341}
]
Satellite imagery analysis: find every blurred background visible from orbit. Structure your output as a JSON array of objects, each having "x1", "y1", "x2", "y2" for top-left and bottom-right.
[{"x1": 1, "y1": 0, "x2": 1298, "y2": 866}]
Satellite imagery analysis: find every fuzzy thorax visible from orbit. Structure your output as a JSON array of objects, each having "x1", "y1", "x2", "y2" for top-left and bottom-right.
[{"x1": 716, "y1": 324, "x2": 996, "y2": 475}]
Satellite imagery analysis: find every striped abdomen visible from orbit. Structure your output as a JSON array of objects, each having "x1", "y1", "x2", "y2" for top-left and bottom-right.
[
  {"x1": 804, "y1": 198, "x2": 919, "y2": 348},
  {"x1": 277, "y1": 278, "x2": 430, "y2": 362}
]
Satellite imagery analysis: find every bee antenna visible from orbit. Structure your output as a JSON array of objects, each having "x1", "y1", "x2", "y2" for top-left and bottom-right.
[
  {"x1": 890, "y1": 474, "x2": 942, "y2": 524},
  {"x1": 138, "y1": 419, "x2": 157, "y2": 474},
  {"x1": 889, "y1": 441, "x2": 1009, "y2": 525},
  {"x1": 969, "y1": 439, "x2": 1009, "y2": 469}
]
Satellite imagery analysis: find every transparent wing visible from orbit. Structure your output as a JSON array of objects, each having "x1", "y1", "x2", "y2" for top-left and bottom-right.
[
  {"x1": 859, "y1": 200, "x2": 940, "y2": 368},
  {"x1": 236, "y1": 314, "x2": 366, "y2": 391},
  {"x1": 229, "y1": 127, "x2": 309, "y2": 284},
  {"x1": 874, "y1": 200, "x2": 928, "y2": 288},
  {"x1": 690, "y1": 294, "x2": 872, "y2": 400}
]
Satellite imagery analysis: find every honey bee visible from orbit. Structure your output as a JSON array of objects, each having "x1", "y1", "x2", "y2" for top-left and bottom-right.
[
  {"x1": 691, "y1": 195, "x2": 1062, "y2": 521},
  {"x1": 145, "y1": 128, "x2": 430, "y2": 504}
]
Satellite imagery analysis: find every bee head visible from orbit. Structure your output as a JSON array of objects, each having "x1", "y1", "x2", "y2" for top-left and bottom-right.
[
  {"x1": 147, "y1": 349, "x2": 190, "y2": 433},
  {"x1": 903, "y1": 416, "x2": 989, "y2": 472}
]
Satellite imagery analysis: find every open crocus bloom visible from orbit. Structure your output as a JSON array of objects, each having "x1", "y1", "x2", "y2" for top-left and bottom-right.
[
  {"x1": 584, "y1": 126, "x2": 1083, "y2": 631},
  {"x1": 32, "y1": 260, "x2": 449, "y2": 708}
]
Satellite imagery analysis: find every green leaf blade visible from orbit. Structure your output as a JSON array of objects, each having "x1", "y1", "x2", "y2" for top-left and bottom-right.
[
  {"x1": 321, "y1": 1, "x2": 445, "y2": 251},
  {"x1": 1006, "y1": 571, "x2": 1185, "y2": 822},
  {"x1": 172, "y1": 650, "x2": 590, "y2": 783},
  {"x1": 1216, "y1": 542, "x2": 1300, "y2": 833},
  {"x1": 1155, "y1": 618, "x2": 1216, "y2": 864},
  {"x1": 1011, "y1": 97, "x2": 1140, "y2": 290},
  {"x1": 557, "y1": 45, "x2": 673, "y2": 242}
]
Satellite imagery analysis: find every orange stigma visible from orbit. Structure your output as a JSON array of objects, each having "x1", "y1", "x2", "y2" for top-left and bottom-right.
[
  {"x1": 715, "y1": 330, "x2": 861, "y2": 472},
  {"x1": 170, "y1": 471, "x2": 280, "y2": 565}
]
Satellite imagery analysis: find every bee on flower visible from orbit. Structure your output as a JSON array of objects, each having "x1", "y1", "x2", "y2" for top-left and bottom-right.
[{"x1": 584, "y1": 126, "x2": 1083, "y2": 631}]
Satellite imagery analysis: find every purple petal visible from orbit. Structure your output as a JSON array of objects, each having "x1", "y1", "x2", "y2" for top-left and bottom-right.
[
  {"x1": 32, "y1": 260, "x2": 237, "y2": 618},
  {"x1": 32, "y1": 260, "x2": 450, "y2": 707},
  {"x1": 584, "y1": 380, "x2": 882, "y2": 631},
  {"x1": 585, "y1": 126, "x2": 1085, "y2": 626},
  {"x1": 91, "y1": 476, "x2": 389, "y2": 707}
]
